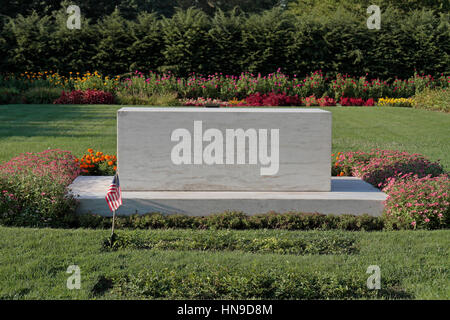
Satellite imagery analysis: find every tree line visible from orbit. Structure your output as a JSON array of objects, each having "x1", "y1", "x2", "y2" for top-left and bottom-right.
[{"x1": 0, "y1": 6, "x2": 448, "y2": 79}]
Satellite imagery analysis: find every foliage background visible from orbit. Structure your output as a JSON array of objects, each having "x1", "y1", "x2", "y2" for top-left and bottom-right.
[{"x1": 0, "y1": 1, "x2": 448, "y2": 79}]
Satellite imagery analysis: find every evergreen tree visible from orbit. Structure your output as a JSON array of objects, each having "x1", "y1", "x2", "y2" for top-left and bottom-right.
[
  {"x1": 4, "y1": 12, "x2": 54, "y2": 72},
  {"x1": 49, "y1": 7, "x2": 98, "y2": 73},
  {"x1": 92, "y1": 9, "x2": 134, "y2": 75},
  {"x1": 241, "y1": 8, "x2": 295, "y2": 74},
  {"x1": 160, "y1": 8, "x2": 211, "y2": 75},
  {"x1": 128, "y1": 12, "x2": 164, "y2": 72},
  {"x1": 208, "y1": 9, "x2": 244, "y2": 74}
]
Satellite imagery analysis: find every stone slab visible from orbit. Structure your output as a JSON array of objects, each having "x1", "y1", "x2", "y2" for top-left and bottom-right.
[
  {"x1": 117, "y1": 107, "x2": 332, "y2": 192},
  {"x1": 69, "y1": 176, "x2": 386, "y2": 216}
]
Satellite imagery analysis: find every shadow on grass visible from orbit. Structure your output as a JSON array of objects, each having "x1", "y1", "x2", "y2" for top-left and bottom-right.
[{"x1": 0, "y1": 105, "x2": 118, "y2": 138}]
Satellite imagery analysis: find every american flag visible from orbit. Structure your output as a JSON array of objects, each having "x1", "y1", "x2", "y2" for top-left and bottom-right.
[{"x1": 105, "y1": 174, "x2": 122, "y2": 212}]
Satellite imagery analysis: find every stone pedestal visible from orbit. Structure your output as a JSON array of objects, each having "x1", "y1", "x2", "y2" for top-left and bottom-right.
[{"x1": 69, "y1": 176, "x2": 387, "y2": 216}]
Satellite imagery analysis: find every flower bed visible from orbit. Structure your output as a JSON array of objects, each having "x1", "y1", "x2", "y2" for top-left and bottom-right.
[
  {"x1": 383, "y1": 174, "x2": 449, "y2": 230},
  {"x1": 333, "y1": 150, "x2": 444, "y2": 187},
  {"x1": 377, "y1": 98, "x2": 414, "y2": 108},
  {"x1": 76, "y1": 149, "x2": 117, "y2": 176},
  {"x1": 1, "y1": 70, "x2": 449, "y2": 106},
  {"x1": 0, "y1": 150, "x2": 80, "y2": 227},
  {"x1": 333, "y1": 149, "x2": 448, "y2": 229},
  {"x1": 54, "y1": 89, "x2": 115, "y2": 104}
]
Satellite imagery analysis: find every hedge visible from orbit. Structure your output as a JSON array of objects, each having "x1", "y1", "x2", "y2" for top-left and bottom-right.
[{"x1": 0, "y1": 7, "x2": 448, "y2": 79}]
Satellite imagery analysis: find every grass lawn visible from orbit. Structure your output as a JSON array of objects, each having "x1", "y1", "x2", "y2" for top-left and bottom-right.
[
  {"x1": 0, "y1": 105, "x2": 449, "y2": 169},
  {"x1": 0, "y1": 227, "x2": 448, "y2": 299}
]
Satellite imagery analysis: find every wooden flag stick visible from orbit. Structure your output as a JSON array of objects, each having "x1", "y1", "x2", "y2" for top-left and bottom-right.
[{"x1": 110, "y1": 210, "x2": 116, "y2": 245}]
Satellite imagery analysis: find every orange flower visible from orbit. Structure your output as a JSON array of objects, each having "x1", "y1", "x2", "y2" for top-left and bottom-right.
[
  {"x1": 87, "y1": 148, "x2": 94, "y2": 154},
  {"x1": 108, "y1": 161, "x2": 114, "y2": 166},
  {"x1": 339, "y1": 172, "x2": 345, "y2": 176},
  {"x1": 113, "y1": 166, "x2": 117, "y2": 171}
]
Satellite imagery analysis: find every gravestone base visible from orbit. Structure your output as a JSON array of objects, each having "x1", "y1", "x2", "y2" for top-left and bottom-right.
[{"x1": 69, "y1": 176, "x2": 387, "y2": 216}]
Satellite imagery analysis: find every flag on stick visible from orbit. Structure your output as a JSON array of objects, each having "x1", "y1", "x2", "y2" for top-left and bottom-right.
[
  {"x1": 106, "y1": 174, "x2": 122, "y2": 212},
  {"x1": 106, "y1": 174, "x2": 122, "y2": 243}
]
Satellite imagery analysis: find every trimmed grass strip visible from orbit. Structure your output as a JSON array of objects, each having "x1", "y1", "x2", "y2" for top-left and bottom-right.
[{"x1": 104, "y1": 229, "x2": 360, "y2": 255}]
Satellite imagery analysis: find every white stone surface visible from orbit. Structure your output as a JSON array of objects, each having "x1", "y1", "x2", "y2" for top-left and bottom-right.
[
  {"x1": 117, "y1": 107, "x2": 332, "y2": 192},
  {"x1": 69, "y1": 176, "x2": 387, "y2": 216}
]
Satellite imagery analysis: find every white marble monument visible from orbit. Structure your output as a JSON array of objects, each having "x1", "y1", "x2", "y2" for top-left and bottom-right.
[
  {"x1": 69, "y1": 106, "x2": 387, "y2": 216},
  {"x1": 117, "y1": 107, "x2": 332, "y2": 192}
]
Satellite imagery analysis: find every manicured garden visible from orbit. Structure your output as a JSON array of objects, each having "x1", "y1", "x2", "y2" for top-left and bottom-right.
[{"x1": 1, "y1": 1, "x2": 449, "y2": 301}]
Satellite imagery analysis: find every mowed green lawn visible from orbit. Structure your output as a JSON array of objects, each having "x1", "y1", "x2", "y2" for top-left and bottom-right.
[
  {"x1": 0, "y1": 105, "x2": 449, "y2": 169},
  {"x1": 0, "y1": 227, "x2": 448, "y2": 299}
]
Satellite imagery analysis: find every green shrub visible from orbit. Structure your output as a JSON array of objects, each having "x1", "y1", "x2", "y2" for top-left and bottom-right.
[
  {"x1": 108, "y1": 266, "x2": 408, "y2": 299},
  {"x1": 412, "y1": 88, "x2": 450, "y2": 112},
  {"x1": 74, "y1": 211, "x2": 385, "y2": 231},
  {"x1": 115, "y1": 91, "x2": 180, "y2": 106},
  {"x1": 104, "y1": 229, "x2": 360, "y2": 255},
  {"x1": 22, "y1": 87, "x2": 62, "y2": 104},
  {"x1": 0, "y1": 87, "x2": 20, "y2": 104}
]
